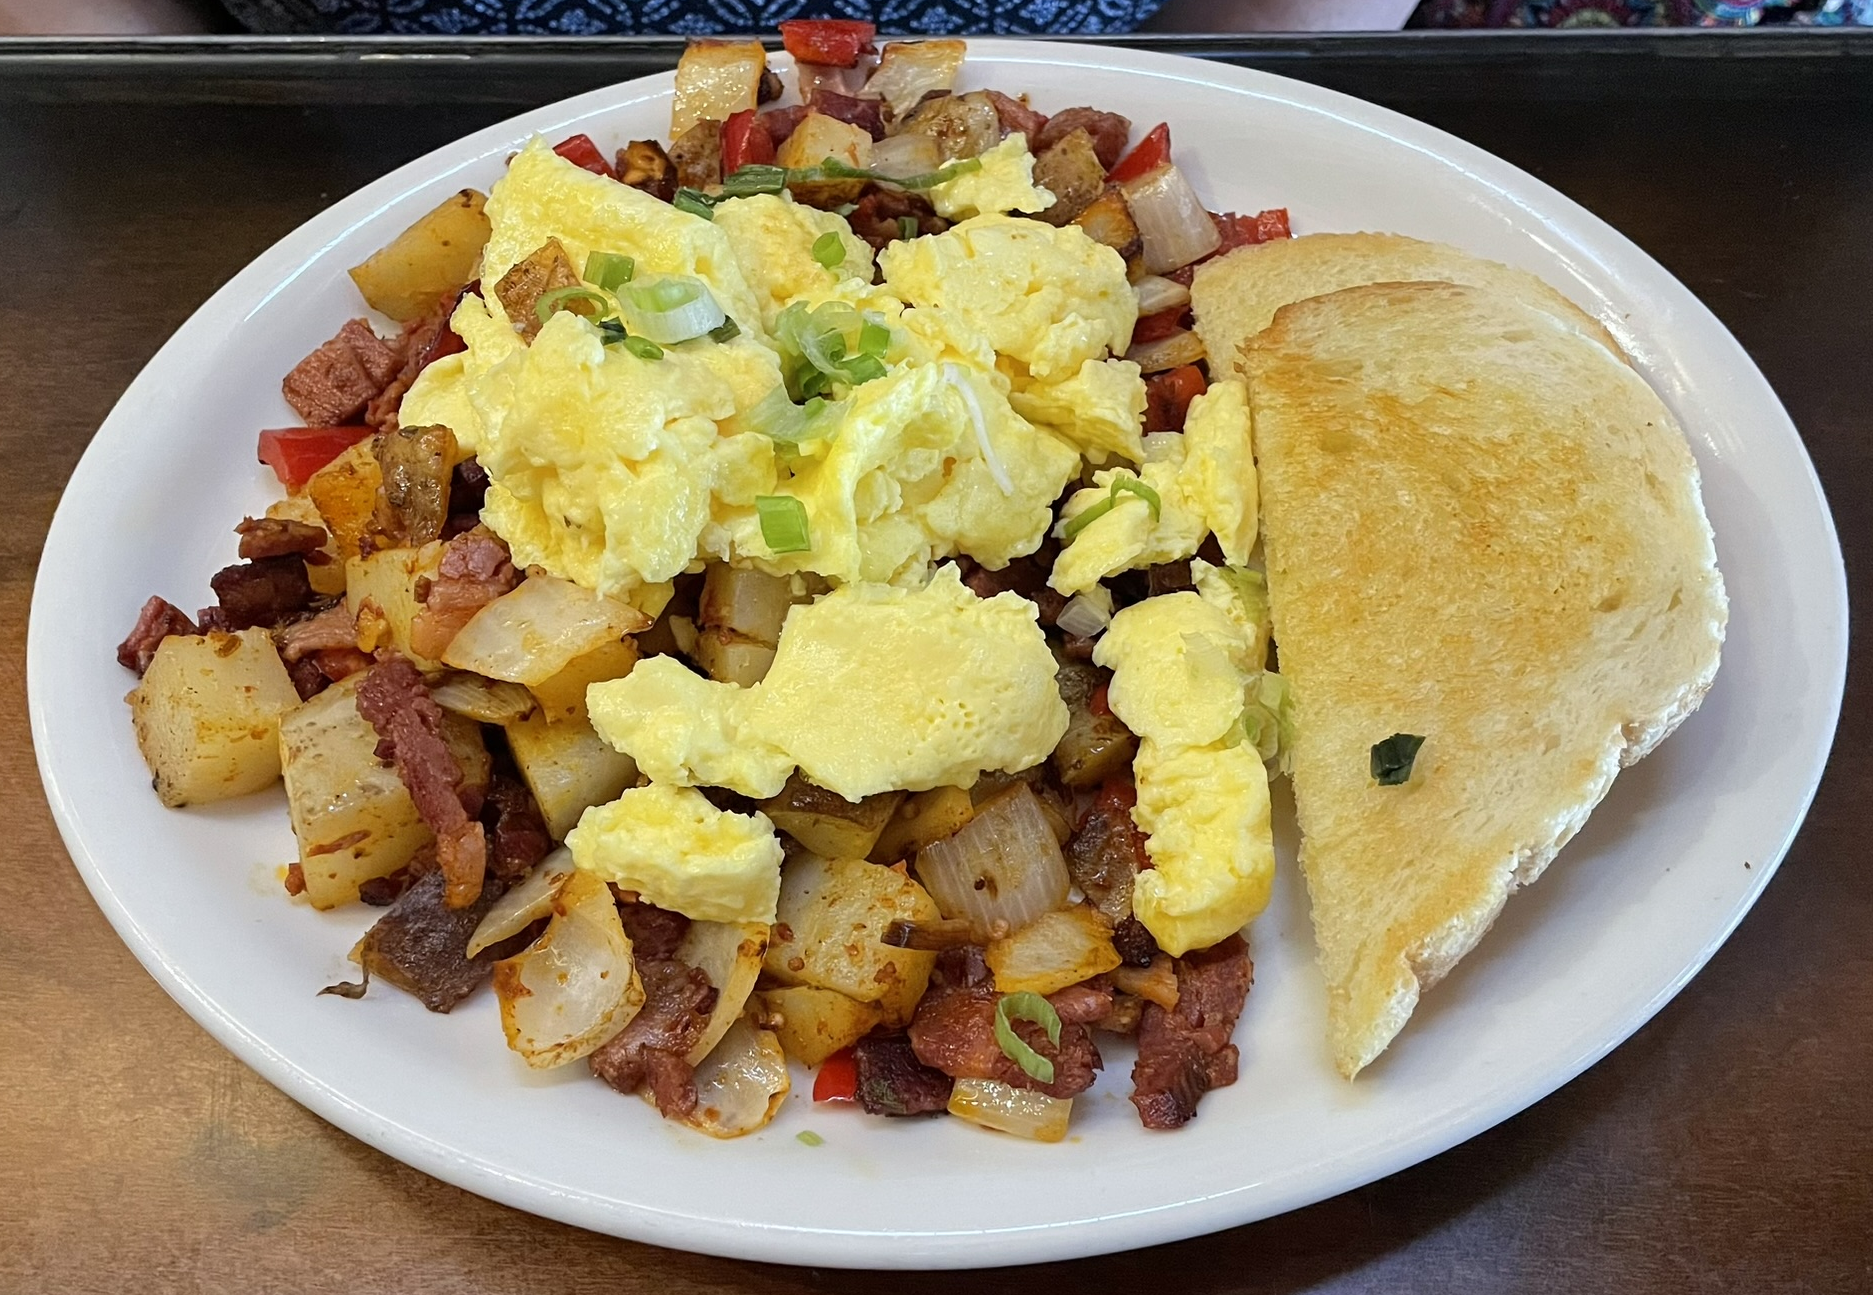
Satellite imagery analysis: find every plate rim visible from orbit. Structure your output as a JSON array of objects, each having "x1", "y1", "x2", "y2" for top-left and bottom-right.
[{"x1": 27, "y1": 38, "x2": 1848, "y2": 1268}]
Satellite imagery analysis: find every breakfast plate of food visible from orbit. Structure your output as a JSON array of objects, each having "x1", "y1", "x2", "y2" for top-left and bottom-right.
[{"x1": 28, "y1": 28, "x2": 1844, "y2": 1268}]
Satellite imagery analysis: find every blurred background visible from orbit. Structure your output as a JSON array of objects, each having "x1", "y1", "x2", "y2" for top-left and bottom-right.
[{"x1": 1, "y1": 0, "x2": 1866, "y2": 35}]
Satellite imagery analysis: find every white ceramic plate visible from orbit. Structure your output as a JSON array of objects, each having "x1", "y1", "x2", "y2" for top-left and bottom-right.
[{"x1": 29, "y1": 41, "x2": 1845, "y2": 1269}]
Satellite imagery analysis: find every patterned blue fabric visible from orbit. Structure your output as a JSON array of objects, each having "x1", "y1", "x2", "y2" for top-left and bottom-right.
[{"x1": 220, "y1": 0, "x2": 1167, "y2": 35}]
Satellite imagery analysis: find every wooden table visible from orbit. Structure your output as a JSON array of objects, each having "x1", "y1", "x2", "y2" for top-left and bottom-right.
[{"x1": 2, "y1": 33, "x2": 1867, "y2": 1293}]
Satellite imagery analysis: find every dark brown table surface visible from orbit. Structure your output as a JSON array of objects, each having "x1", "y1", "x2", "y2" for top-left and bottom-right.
[{"x1": 2, "y1": 33, "x2": 1867, "y2": 1294}]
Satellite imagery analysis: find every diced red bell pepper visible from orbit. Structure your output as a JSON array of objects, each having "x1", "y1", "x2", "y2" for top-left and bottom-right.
[
  {"x1": 1106, "y1": 122, "x2": 1170, "y2": 185},
  {"x1": 1089, "y1": 681, "x2": 1112, "y2": 718},
  {"x1": 1143, "y1": 364, "x2": 1207, "y2": 433},
  {"x1": 552, "y1": 133, "x2": 614, "y2": 179},
  {"x1": 779, "y1": 18, "x2": 877, "y2": 68},
  {"x1": 722, "y1": 108, "x2": 775, "y2": 174},
  {"x1": 1097, "y1": 775, "x2": 1137, "y2": 814},
  {"x1": 813, "y1": 1048, "x2": 859, "y2": 1102},
  {"x1": 258, "y1": 425, "x2": 374, "y2": 491},
  {"x1": 1132, "y1": 305, "x2": 1190, "y2": 346},
  {"x1": 1212, "y1": 207, "x2": 1293, "y2": 256}
]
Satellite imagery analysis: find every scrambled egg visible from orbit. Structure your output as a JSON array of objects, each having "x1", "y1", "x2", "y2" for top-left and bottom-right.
[
  {"x1": 1048, "y1": 378, "x2": 1258, "y2": 595},
  {"x1": 711, "y1": 193, "x2": 876, "y2": 333},
  {"x1": 1007, "y1": 357, "x2": 1147, "y2": 465},
  {"x1": 928, "y1": 135, "x2": 1055, "y2": 221},
  {"x1": 566, "y1": 783, "x2": 783, "y2": 923},
  {"x1": 1095, "y1": 584, "x2": 1275, "y2": 955},
  {"x1": 587, "y1": 566, "x2": 1068, "y2": 800}
]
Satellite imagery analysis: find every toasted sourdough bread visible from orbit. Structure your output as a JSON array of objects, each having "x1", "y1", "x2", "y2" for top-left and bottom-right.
[
  {"x1": 1191, "y1": 232, "x2": 1625, "y2": 381},
  {"x1": 1243, "y1": 281, "x2": 1726, "y2": 1078}
]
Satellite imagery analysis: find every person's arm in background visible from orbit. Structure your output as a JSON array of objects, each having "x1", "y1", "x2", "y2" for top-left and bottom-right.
[
  {"x1": 0, "y1": 0, "x2": 218, "y2": 32},
  {"x1": 1148, "y1": 0, "x2": 1418, "y2": 30}
]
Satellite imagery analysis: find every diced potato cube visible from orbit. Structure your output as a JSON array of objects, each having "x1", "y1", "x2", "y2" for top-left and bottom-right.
[
  {"x1": 527, "y1": 636, "x2": 638, "y2": 724},
  {"x1": 985, "y1": 905, "x2": 1122, "y2": 997},
  {"x1": 347, "y1": 189, "x2": 491, "y2": 324},
  {"x1": 870, "y1": 785, "x2": 974, "y2": 863},
  {"x1": 763, "y1": 855, "x2": 938, "y2": 1007},
  {"x1": 699, "y1": 564, "x2": 795, "y2": 648},
  {"x1": 280, "y1": 675, "x2": 490, "y2": 910},
  {"x1": 305, "y1": 439, "x2": 382, "y2": 563},
  {"x1": 778, "y1": 113, "x2": 873, "y2": 205},
  {"x1": 861, "y1": 39, "x2": 966, "y2": 119},
  {"x1": 948, "y1": 1077, "x2": 1072, "y2": 1143},
  {"x1": 128, "y1": 630, "x2": 300, "y2": 808},
  {"x1": 760, "y1": 774, "x2": 903, "y2": 860},
  {"x1": 265, "y1": 494, "x2": 346, "y2": 596},
  {"x1": 1072, "y1": 187, "x2": 1142, "y2": 262},
  {"x1": 691, "y1": 627, "x2": 775, "y2": 688},
  {"x1": 506, "y1": 709, "x2": 638, "y2": 840},
  {"x1": 671, "y1": 38, "x2": 766, "y2": 140},
  {"x1": 344, "y1": 543, "x2": 445, "y2": 670},
  {"x1": 757, "y1": 985, "x2": 882, "y2": 1067}
]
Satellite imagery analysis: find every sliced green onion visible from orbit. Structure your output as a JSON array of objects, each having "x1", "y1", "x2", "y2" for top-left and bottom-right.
[
  {"x1": 534, "y1": 285, "x2": 611, "y2": 326},
  {"x1": 742, "y1": 384, "x2": 840, "y2": 447},
  {"x1": 897, "y1": 215, "x2": 918, "y2": 242},
  {"x1": 1371, "y1": 733, "x2": 1426, "y2": 786},
  {"x1": 595, "y1": 318, "x2": 628, "y2": 346},
  {"x1": 1062, "y1": 495, "x2": 1118, "y2": 541},
  {"x1": 811, "y1": 230, "x2": 847, "y2": 270},
  {"x1": 1111, "y1": 475, "x2": 1162, "y2": 521},
  {"x1": 622, "y1": 335, "x2": 664, "y2": 361},
  {"x1": 994, "y1": 992, "x2": 1061, "y2": 1085},
  {"x1": 810, "y1": 156, "x2": 983, "y2": 190},
  {"x1": 708, "y1": 317, "x2": 741, "y2": 344},
  {"x1": 626, "y1": 277, "x2": 702, "y2": 313},
  {"x1": 796, "y1": 1130, "x2": 825, "y2": 1147},
  {"x1": 721, "y1": 164, "x2": 789, "y2": 197},
  {"x1": 840, "y1": 352, "x2": 887, "y2": 385},
  {"x1": 673, "y1": 188, "x2": 715, "y2": 220},
  {"x1": 620, "y1": 274, "x2": 726, "y2": 344},
  {"x1": 756, "y1": 495, "x2": 812, "y2": 554},
  {"x1": 858, "y1": 320, "x2": 891, "y2": 358},
  {"x1": 582, "y1": 251, "x2": 635, "y2": 294}
]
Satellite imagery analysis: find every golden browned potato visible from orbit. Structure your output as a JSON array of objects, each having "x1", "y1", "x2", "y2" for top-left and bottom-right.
[
  {"x1": 758, "y1": 985, "x2": 882, "y2": 1066},
  {"x1": 691, "y1": 628, "x2": 775, "y2": 687},
  {"x1": 1051, "y1": 659, "x2": 1136, "y2": 788},
  {"x1": 1073, "y1": 187, "x2": 1142, "y2": 262},
  {"x1": 861, "y1": 39, "x2": 966, "y2": 119},
  {"x1": 280, "y1": 675, "x2": 490, "y2": 910},
  {"x1": 344, "y1": 542, "x2": 446, "y2": 670},
  {"x1": 669, "y1": 119, "x2": 724, "y2": 192},
  {"x1": 778, "y1": 113, "x2": 873, "y2": 205},
  {"x1": 505, "y1": 709, "x2": 638, "y2": 840},
  {"x1": 305, "y1": 439, "x2": 383, "y2": 562},
  {"x1": 1033, "y1": 128, "x2": 1108, "y2": 227},
  {"x1": 346, "y1": 189, "x2": 491, "y2": 324},
  {"x1": 761, "y1": 774, "x2": 904, "y2": 860},
  {"x1": 670, "y1": 38, "x2": 766, "y2": 140},
  {"x1": 763, "y1": 855, "x2": 938, "y2": 1008},
  {"x1": 493, "y1": 238, "x2": 581, "y2": 341},
  {"x1": 527, "y1": 636, "x2": 638, "y2": 724},
  {"x1": 128, "y1": 630, "x2": 301, "y2": 809},
  {"x1": 869, "y1": 784, "x2": 974, "y2": 863},
  {"x1": 900, "y1": 90, "x2": 1002, "y2": 163},
  {"x1": 699, "y1": 564, "x2": 795, "y2": 647}
]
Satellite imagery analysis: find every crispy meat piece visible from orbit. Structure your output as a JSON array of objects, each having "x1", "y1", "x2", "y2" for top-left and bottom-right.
[
  {"x1": 616, "y1": 898, "x2": 691, "y2": 962},
  {"x1": 1047, "y1": 979, "x2": 1115, "y2": 1027},
  {"x1": 961, "y1": 549, "x2": 1066, "y2": 627},
  {"x1": 1033, "y1": 127, "x2": 1108, "y2": 228},
  {"x1": 236, "y1": 515, "x2": 328, "y2": 561},
  {"x1": 844, "y1": 187, "x2": 948, "y2": 253},
  {"x1": 373, "y1": 422, "x2": 456, "y2": 549},
  {"x1": 282, "y1": 318, "x2": 401, "y2": 426},
  {"x1": 908, "y1": 984, "x2": 1102, "y2": 1100},
  {"x1": 588, "y1": 959, "x2": 717, "y2": 1119},
  {"x1": 932, "y1": 944, "x2": 993, "y2": 991},
  {"x1": 1036, "y1": 107, "x2": 1132, "y2": 170},
  {"x1": 670, "y1": 118, "x2": 723, "y2": 191},
  {"x1": 1065, "y1": 782, "x2": 1149, "y2": 928},
  {"x1": 208, "y1": 557, "x2": 316, "y2": 631},
  {"x1": 1148, "y1": 561, "x2": 1195, "y2": 597},
  {"x1": 355, "y1": 869, "x2": 521, "y2": 1012},
  {"x1": 1112, "y1": 914, "x2": 1161, "y2": 968},
  {"x1": 616, "y1": 139, "x2": 676, "y2": 202},
  {"x1": 481, "y1": 773, "x2": 551, "y2": 882},
  {"x1": 408, "y1": 525, "x2": 517, "y2": 661},
  {"x1": 759, "y1": 105, "x2": 809, "y2": 149},
  {"x1": 285, "y1": 654, "x2": 328, "y2": 701},
  {"x1": 853, "y1": 1034, "x2": 953, "y2": 1117},
  {"x1": 984, "y1": 89, "x2": 1048, "y2": 142},
  {"x1": 275, "y1": 602, "x2": 358, "y2": 663},
  {"x1": 1130, "y1": 935, "x2": 1253, "y2": 1129},
  {"x1": 117, "y1": 596, "x2": 196, "y2": 674},
  {"x1": 365, "y1": 289, "x2": 466, "y2": 433},
  {"x1": 314, "y1": 646, "x2": 373, "y2": 682},
  {"x1": 354, "y1": 657, "x2": 487, "y2": 909},
  {"x1": 809, "y1": 88, "x2": 888, "y2": 140}
]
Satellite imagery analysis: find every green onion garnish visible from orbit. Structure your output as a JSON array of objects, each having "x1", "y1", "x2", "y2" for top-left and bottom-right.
[
  {"x1": 1370, "y1": 733, "x2": 1426, "y2": 785},
  {"x1": 626, "y1": 277, "x2": 701, "y2": 313},
  {"x1": 1062, "y1": 495, "x2": 1118, "y2": 541},
  {"x1": 859, "y1": 320, "x2": 891, "y2": 358},
  {"x1": 721, "y1": 164, "x2": 789, "y2": 198},
  {"x1": 756, "y1": 495, "x2": 812, "y2": 554},
  {"x1": 533, "y1": 285, "x2": 612, "y2": 326},
  {"x1": 622, "y1": 334, "x2": 664, "y2": 361},
  {"x1": 595, "y1": 318, "x2": 628, "y2": 346},
  {"x1": 796, "y1": 1130, "x2": 825, "y2": 1147},
  {"x1": 1062, "y1": 474, "x2": 1162, "y2": 542},
  {"x1": 673, "y1": 188, "x2": 716, "y2": 220},
  {"x1": 1111, "y1": 476, "x2": 1162, "y2": 521},
  {"x1": 812, "y1": 230, "x2": 847, "y2": 271},
  {"x1": 808, "y1": 156, "x2": 984, "y2": 190},
  {"x1": 994, "y1": 992, "x2": 1061, "y2": 1085},
  {"x1": 583, "y1": 251, "x2": 635, "y2": 294},
  {"x1": 897, "y1": 215, "x2": 918, "y2": 242},
  {"x1": 840, "y1": 353, "x2": 887, "y2": 385},
  {"x1": 709, "y1": 317, "x2": 741, "y2": 344}
]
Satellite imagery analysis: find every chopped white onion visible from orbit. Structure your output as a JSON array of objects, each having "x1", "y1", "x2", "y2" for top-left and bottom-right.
[
  {"x1": 1143, "y1": 431, "x2": 1183, "y2": 463},
  {"x1": 1124, "y1": 327, "x2": 1207, "y2": 375},
  {"x1": 1056, "y1": 593, "x2": 1112, "y2": 639},
  {"x1": 620, "y1": 274, "x2": 727, "y2": 344},
  {"x1": 915, "y1": 783, "x2": 1070, "y2": 942},
  {"x1": 441, "y1": 574, "x2": 650, "y2": 686},
  {"x1": 467, "y1": 847, "x2": 575, "y2": 958},
  {"x1": 430, "y1": 672, "x2": 538, "y2": 726},
  {"x1": 676, "y1": 920, "x2": 770, "y2": 1065},
  {"x1": 948, "y1": 1078, "x2": 1072, "y2": 1142},
  {"x1": 1132, "y1": 274, "x2": 1191, "y2": 316},
  {"x1": 493, "y1": 870, "x2": 644, "y2": 1069},
  {"x1": 675, "y1": 1019, "x2": 791, "y2": 1138},
  {"x1": 868, "y1": 130, "x2": 942, "y2": 181},
  {"x1": 1121, "y1": 163, "x2": 1221, "y2": 275},
  {"x1": 861, "y1": 39, "x2": 965, "y2": 119},
  {"x1": 945, "y1": 363, "x2": 1012, "y2": 496}
]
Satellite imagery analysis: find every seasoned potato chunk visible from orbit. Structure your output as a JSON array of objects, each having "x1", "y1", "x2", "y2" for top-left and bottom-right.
[
  {"x1": 128, "y1": 630, "x2": 300, "y2": 808},
  {"x1": 346, "y1": 189, "x2": 491, "y2": 324},
  {"x1": 985, "y1": 904, "x2": 1122, "y2": 997},
  {"x1": 671, "y1": 38, "x2": 766, "y2": 139},
  {"x1": 759, "y1": 774, "x2": 903, "y2": 860},
  {"x1": 870, "y1": 785, "x2": 974, "y2": 863},
  {"x1": 305, "y1": 440, "x2": 382, "y2": 563},
  {"x1": 527, "y1": 635, "x2": 638, "y2": 724},
  {"x1": 345, "y1": 542, "x2": 445, "y2": 670},
  {"x1": 280, "y1": 675, "x2": 490, "y2": 909},
  {"x1": 778, "y1": 113, "x2": 873, "y2": 205},
  {"x1": 763, "y1": 855, "x2": 938, "y2": 1007},
  {"x1": 758, "y1": 985, "x2": 882, "y2": 1067},
  {"x1": 506, "y1": 709, "x2": 638, "y2": 840}
]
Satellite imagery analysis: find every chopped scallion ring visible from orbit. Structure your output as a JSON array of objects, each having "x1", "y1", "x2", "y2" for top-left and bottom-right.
[
  {"x1": 533, "y1": 285, "x2": 611, "y2": 326},
  {"x1": 672, "y1": 188, "x2": 716, "y2": 220},
  {"x1": 756, "y1": 495, "x2": 812, "y2": 554},
  {"x1": 796, "y1": 1130, "x2": 825, "y2": 1147},
  {"x1": 1062, "y1": 495, "x2": 1118, "y2": 541},
  {"x1": 859, "y1": 319, "x2": 891, "y2": 358},
  {"x1": 620, "y1": 274, "x2": 726, "y2": 344},
  {"x1": 1370, "y1": 732, "x2": 1426, "y2": 785},
  {"x1": 709, "y1": 317, "x2": 741, "y2": 344},
  {"x1": 582, "y1": 251, "x2": 635, "y2": 294},
  {"x1": 994, "y1": 992, "x2": 1061, "y2": 1085},
  {"x1": 622, "y1": 334, "x2": 664, "y2": 361},
  {"x1": 1111, "y1": 475, "x2": 1162, "y2": 521},
  {"x1": 897, "y1": 214, "x2": 918, "y2": 242},
  {"x1": 811, "y1": 230, "x2": 847, "y2": 270}
]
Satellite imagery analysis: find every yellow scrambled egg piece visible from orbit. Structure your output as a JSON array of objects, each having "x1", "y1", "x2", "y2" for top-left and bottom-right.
[
  {"x1": 1094, "y1": 587, "x2": 1275, "y2": 955},
  {"x1": 879, "y1": 214, "x2": 1136, "y2": 383},
  {"x1": 928, "y1": 135, "x2": 1055, "y2": 221},
  {"x1": 587, "y1": 566, "x2": 1069, "y2": 801},
  {"x1": 1047, "y1": 378, "x2": 1258, "y2": 595},
  {"x1": 710, "y1": 193, "x2": 876, "y2": 333},
  {"x1": 1007, "y1": 357, "x2": 1147, "y2": 465},
  {"x1": 566, "y1": 783, "x2": 783, "y2": 923}
]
